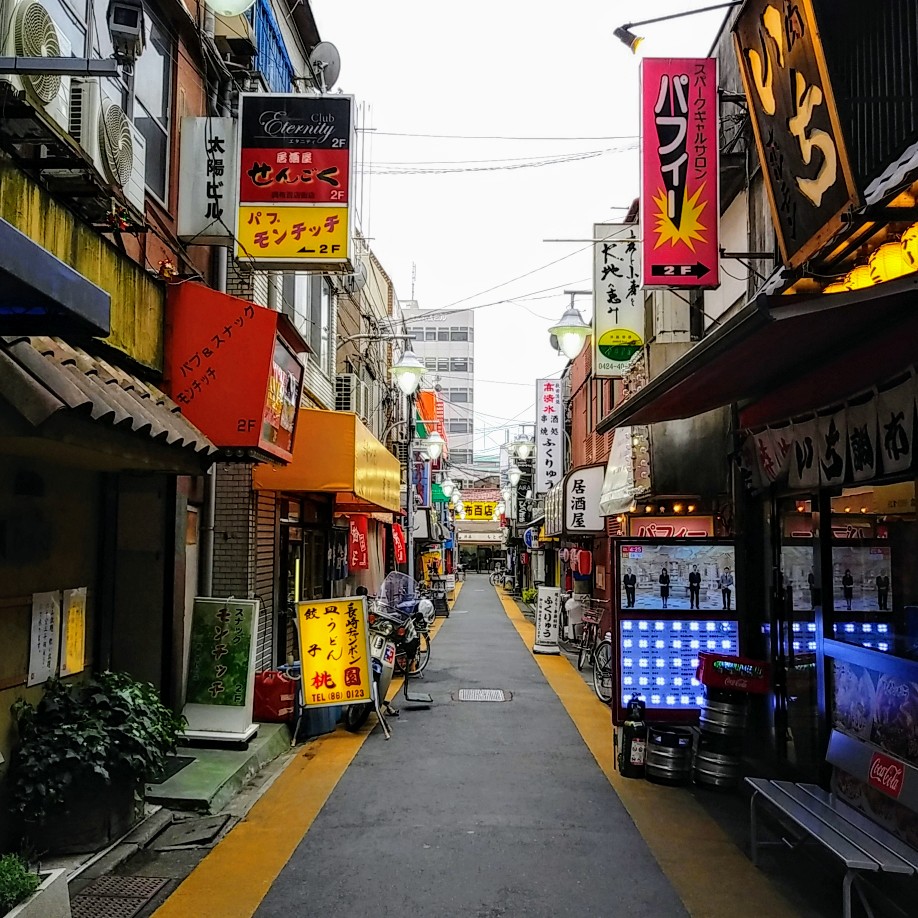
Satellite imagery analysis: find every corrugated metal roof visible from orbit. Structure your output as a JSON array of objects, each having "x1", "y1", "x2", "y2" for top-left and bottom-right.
[{"x1": 0, "y1": 335, "x2": 216, "y2": 464}]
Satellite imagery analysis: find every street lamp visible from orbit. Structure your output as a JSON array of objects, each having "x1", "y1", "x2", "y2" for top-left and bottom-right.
[
  {"x1": 423, "y1": 430, "x2": 445, "y2": 461},
  {"x1": 501, "y1": 486, "x2": 511, "y2": 502},
  {"x1": 549, "y1": 291, "x2": 592, "y2": 360},
  {"x1": 391, "y1": 349, "x2": 426, "y2": 396},
  {"x1": 613, "y1": 1, "x2": 741, "y2": 53},
  {"x1": 508, "y1": 465, "x2": 522, "y2": 487},
  {"x1": 441, "y1": 476, "x2": 455, "y2": 499},
  {"x1": 512, "y1": 435, "x2": 535, "y2": 461}
]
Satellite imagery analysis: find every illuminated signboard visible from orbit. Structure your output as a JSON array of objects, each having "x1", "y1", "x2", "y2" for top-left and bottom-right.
[
  {"x1": 235, "y1": 93, "x2": 354, "y2": 270},
  {"x1": 296, "y1": 596, "x2": 372, "y2": 709},
  {"x1": 640, "y1": 58, "x2": 719, "y2": 288},
  {"x1": 620, "y1": 618, "x2": 740, "y2": 710}
]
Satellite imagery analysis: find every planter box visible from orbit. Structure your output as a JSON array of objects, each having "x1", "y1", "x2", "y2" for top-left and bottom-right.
[{"x1": 5, "y1": 868, "x2": 71, "y2": 918}]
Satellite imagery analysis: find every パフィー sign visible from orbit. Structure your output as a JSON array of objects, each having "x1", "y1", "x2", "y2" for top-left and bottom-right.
[
  {"x1": 733, "y1": 0, "x2": 859, "y2": 267},
  {"x1": 641, "y1": 58, "x2": 719, "y2": 288}
]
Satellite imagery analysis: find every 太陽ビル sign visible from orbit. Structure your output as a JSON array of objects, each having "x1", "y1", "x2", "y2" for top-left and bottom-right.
[
  {"x1": 296, "y1": 597, "x2": 372, "y2": 708},
  {"x1": 641, "y1": 58, "x2": 719, "y2": 289},
  {"x1": 235, "y1": 93, "x2": 353, "y2": 270}
]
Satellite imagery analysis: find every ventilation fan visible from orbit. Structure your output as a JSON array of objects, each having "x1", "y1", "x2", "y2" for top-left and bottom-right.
[{"x1": 0, "y1": 0, "x2": 70, "y2": 129}]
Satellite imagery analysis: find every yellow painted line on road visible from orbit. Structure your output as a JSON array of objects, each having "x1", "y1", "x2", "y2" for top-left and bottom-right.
[
  {"x1": 154, "y1": 592, "x2": 456, "y2": 918},
  {"x1": 497, "y1": 588, "x2": 800, "y2": 918}
]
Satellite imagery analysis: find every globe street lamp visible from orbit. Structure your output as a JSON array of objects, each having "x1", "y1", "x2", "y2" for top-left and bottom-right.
[
  {"x1": 391, "y1": 349, "x2": 425, "y2": 396},
  {"x1": 441, "y1": 477, "x2": 456, "y2": 499},
  {"x1": 501, "y1": 486, "x2": 511, "y2": 502},
  {"x1": 508, "y1": 465, "x2": 522, "y2": 487},
  {"x1": 423, "y1": 430, "x2": 445, "y2": 461},
  {"x1": 549, "y1": 296, "x2": 592, "y2": 361},
  {"x1": 512, "y1": 435, "x2": 535, "y2": 461}
]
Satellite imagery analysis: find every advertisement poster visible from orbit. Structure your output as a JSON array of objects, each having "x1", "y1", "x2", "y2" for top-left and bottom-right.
[
  {"x1": 60, "y1": 587, "x2": 87, "y2": 677},
  {"x1": 28, "y1": 590, "x2": 60, "y2": 686},
  {"x1": 296, "y1": 597, "x2": 372, "y2": 708},
  {"x1": 593, "y1": 223, "x2": 643, "y2": 378},
  {"x1": 348, "y1": 516, "x2": 369, "y2": 570},
  {"x1": 619, "y1": 542, "x2": 736, "y2": 612},
  {"x1": 640, "y1": 58, "x2": 719, "y2": 288},
  {"x1": 831, "y1": 659, "x2": 918, "y2": 846},
  {"x1": 235, "y1": 93, "x2": 353, "y2": 268}
]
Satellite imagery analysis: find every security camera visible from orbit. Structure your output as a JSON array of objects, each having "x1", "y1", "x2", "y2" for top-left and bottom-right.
[{"x1": 108, "y1": 0, "x2": 146, "y2": 63}]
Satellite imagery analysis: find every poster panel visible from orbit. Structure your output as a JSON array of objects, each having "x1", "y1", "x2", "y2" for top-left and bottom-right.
[
  {"x1": 593, "y1": 223, "x2": 642, "y2": 377},
  {"x1": 533, "y1": 586, "x2": 561, "y2": 655}
]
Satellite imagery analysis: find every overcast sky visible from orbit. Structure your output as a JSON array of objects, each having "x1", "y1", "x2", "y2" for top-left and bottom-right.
[{"x1": 312, "y1": 1, "x2": 731, "y2": 459}]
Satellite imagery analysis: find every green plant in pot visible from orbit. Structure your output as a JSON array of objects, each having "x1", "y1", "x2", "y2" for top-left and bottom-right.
[
  {"x1": 9, "y1": 672, "x2": 185, "y2": 854},
  {"x1": 0, "y1": 854, "x2": 40, "y2": 915},
  {"x1": 521, "y1": 587, "x2": 538, "y2": 606}
]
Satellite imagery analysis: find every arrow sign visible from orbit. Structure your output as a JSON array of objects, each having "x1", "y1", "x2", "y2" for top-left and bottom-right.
[{"x1": 650, "y1": 262, "x2": 710, "y2": 279}]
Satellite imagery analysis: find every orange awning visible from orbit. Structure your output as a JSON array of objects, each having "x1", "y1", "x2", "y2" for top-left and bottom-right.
[{"x1": 252, "y1": 408, "x2": 401, "y2": 513}]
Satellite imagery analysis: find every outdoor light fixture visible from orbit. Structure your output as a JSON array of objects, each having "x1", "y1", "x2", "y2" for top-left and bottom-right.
[
  {"x1": 423, "y1": 430, "x2": 445, "y2": 461},
  {"x1": 508, "y1": 465, "x2": 522, "y2": 487},
  {"x1": 206, "y1": 0, "x2": 257, "y2": 15},
  {"x1": 613, "y1": 2, "x2": 741, "y2": 54},
  {"x1": 549, "y1": 305, "x2": 591, "y2": 360},
  {"x1": 845, "y1": 265, "x2": 874, "y2": 291},
  {"x1": 501, "y1": 486, "x2": 511, "y2": 502},
  {"x1": 440, "y1": 477, "x2": 455, "y2": 498},
  {"x1": 391, "y1": 350, "x2": 426, "y2": 395},
  {"x1": 513, "y1": 436, "x2": 535, "y2": 461}
]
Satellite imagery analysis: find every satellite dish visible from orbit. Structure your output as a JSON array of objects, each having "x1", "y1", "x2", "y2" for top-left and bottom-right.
[{"x1": 309, "y1": 41, "x2": 341, "y2": 92}]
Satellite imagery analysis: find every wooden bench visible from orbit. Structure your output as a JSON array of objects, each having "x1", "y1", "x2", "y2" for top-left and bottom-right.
[{"x1": 746, "y1": 778, "x2": 918, "y2": 918}]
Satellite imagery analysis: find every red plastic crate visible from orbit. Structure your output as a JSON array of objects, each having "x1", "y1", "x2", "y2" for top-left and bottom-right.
[{"x1": 696, "y1": 652, "x2": 770, "y2": 694}]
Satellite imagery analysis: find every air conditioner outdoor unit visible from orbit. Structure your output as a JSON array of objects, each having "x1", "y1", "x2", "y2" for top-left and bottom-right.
[
  {"x1": 335, "y1": 373, "x2": 369, "y2": 421},
  {"x1": 0, "y1": 0, "x2": 70, "y2": 131},
  {"x1": 69, "y1": 77, "x2": 147, "y2": 213}
]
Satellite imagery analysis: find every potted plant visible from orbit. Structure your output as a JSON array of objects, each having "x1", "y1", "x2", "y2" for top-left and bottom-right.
[
  {"x1": 8, "y1": 671, "x2": 185, "y2": 855},
  {"x1": 0, "y1": 854, "x2": 70, "y2": 918},
  {"x1": 521, "y1": 587, "x2": 538, "y2": 608}
]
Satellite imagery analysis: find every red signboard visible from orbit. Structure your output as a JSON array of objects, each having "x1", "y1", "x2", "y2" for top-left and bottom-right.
[
  {"x1": 868, "y1": 751, "x2": 905, "y2": 800},
  {"x1": 641, "y1": 58, "x2": 719, "y2": 288},
  {"x1": 165, "y1": 282, "x2": 306, "y2": 461},
  {"x1": 348, "y1": 516, "x2": 369, "y2": 570},
  {"x1": 696, "y1": 652, "x2": 770, "y2": 694},
  {"x1": 392, "y1": 523, "x2": 407, "y2": 564}
]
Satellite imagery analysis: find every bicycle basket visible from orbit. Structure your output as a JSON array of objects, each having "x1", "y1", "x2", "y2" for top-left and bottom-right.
[{"x1": 581, "y1": 607, "x2": 602, "y2": 625}]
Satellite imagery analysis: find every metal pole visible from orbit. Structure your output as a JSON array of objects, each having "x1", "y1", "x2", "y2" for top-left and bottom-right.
[{"x1": 406, "y1": 393, "x2": 415, "y2": 584}]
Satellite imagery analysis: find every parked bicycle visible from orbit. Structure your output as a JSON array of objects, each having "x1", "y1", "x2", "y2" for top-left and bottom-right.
[
  {"x1": 576, "y1": 603, "x2": 603, "y2": 671},
  {"x1": 592, "y1": 634, "x2": 614, "y2": 704}
]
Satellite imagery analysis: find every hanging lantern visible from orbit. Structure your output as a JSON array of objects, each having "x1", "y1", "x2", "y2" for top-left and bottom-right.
[
  {"x1": 845, "y1": 264, "x2": 874, "y2": 290},
  {"x1": 559, "y1": 547, "x2": 570, "y2": 562},
  {"x1": 869, "y1": 241, "x2": 917, "y2": 283},
  {"x1": 577, "y1": 550, "x2": 593, "y2": 575},
  {"x1": 569, "y1": 548, "x2": 580, "y2": 571},
  {"x1": 901, "y1": 222, "x2": 918, "y2": 267},
  {"x1": 822, "y1": 280, "x2": 848, "y2": 294}
]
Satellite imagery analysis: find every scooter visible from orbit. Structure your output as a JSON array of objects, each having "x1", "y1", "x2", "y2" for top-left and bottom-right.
[{"x1": 342, "y1": 602, "x2": 399, "y2": 738}]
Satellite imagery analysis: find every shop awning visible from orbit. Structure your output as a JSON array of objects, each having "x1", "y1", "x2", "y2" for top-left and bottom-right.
[
  {"x1": 0, "y1": 335, "x2": 216, "y2": 473},
  {"x1": 0, "y1": 218, "x2": 110, "y2": 337},
  {"x1": 252, "y1": 408, "x2": 401, "y2": 513},
  {"x1": 596, "y1": 272, "x2": 918, "y2": 433}
]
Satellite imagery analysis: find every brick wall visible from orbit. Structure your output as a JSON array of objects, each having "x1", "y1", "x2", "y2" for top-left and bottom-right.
[{"x1": 213, "y1": 463, "x2": 256, "y2": 597}]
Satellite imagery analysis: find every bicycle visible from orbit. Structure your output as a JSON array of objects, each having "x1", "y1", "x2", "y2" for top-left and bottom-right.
[
  {"x1": 488, "y1": 568, "x2": 505, "y2": 586},
  {"x1": 576, "y1": 604, "x2": 603, "y2": 671},
  {"x1": 592, "y1": 636, "x2": 614, "y2": 704}
]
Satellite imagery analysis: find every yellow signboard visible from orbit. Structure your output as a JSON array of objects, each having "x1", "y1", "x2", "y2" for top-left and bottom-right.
[
  {"x1": 296, "y1": 596, "x2": 372, "y2": 708},
  {"x1": 464, "y1": 500, "x2": 498, "y2": 520},
  {"x1": 236, "y1": 206, "x2": 349, "y2": 265},
  {"x1": 61, "y1": 587, "x2": 86, "y2": 677}
]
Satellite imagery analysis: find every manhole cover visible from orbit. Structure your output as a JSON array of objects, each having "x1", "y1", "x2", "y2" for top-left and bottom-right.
[
  {"x1": 72, "y1": 876, "x2": 170, "y2": 918},
  {"x1": 456, "y1": 689, "x2": 509, "y2": 702}
]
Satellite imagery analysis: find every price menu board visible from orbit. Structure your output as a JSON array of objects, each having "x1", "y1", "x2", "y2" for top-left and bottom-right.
[{"x1": 619, "y1": 617, "x2": 739, "y2": 711}]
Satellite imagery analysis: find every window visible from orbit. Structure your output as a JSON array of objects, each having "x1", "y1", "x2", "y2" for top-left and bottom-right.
[
  {"x1": 424, "y1": 358, "x2": 437, "y2": 370},
  {"x1": 407, "y1": 329, "x2": 419, "y2": 340},
  {"x1": 425, "y1": 329, "x2": 437, "y2": 341},
  {"x1": 450, "y1": 357, "x2": 469, "y2": 372},
  {"x1": 437, "y1": 358, "x2": 449, "y2": 372},
  {"x1": 133, "y1": 14, "x2": 173, "y2": 201},
  {"x1": 282, "y1": 274, "x2": 333, "y2": 375},
  {"x1": 449, "y1": 419, "x2": 471, "y2": 434},
  {"x1": 450, "y1": 328, "x2": 469, "y2": 341},
  {"x1": 437, "y1": 328, "x2": 449, "y2": 341},
  {"x1": 448, "y1": 388, "x2": 471, "y2": 403},
  {"x1": 451, "y1": 449, "x2": 473, "y2": 464}
]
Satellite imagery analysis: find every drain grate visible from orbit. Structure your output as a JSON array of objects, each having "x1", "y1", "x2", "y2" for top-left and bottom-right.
[
  {"x1": 456, "y1": 688, "x2": 509, "y2": 702},
  {"x1": 72, "y1": 876, "x2": 170, "y2": 918}
]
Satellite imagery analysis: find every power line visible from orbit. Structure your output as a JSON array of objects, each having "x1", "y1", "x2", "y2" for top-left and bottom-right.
[{"x1": 361, "y1": 130, "x2": 640, "y2": 142}]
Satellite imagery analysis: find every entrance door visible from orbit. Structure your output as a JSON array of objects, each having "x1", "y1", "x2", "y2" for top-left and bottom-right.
[{"x1": 774, "y1": 496, "x2": 821, "y2": 777}]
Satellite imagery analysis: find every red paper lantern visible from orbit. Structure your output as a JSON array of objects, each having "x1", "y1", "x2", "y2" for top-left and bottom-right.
[
  {"x1": 521, "y1": 552, "x2": 530, "y2": 565},
  {"x1": 577, "y1": 549, "x2": 593, "y2": 575},
  {"x1": 569, "y1": 548, "x2": 580, "y2": 571}
]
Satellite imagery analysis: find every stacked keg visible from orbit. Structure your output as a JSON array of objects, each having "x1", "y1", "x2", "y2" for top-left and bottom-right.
[
  {"x1": 646, "y1": 726, "x2": 694, "y2": 785},
  {"x1": 693, "y1": 687, "x2": 747, "y2": 788},
  {"x1": 693, "y1": 652, "x2": 769, "y2": 789}
]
